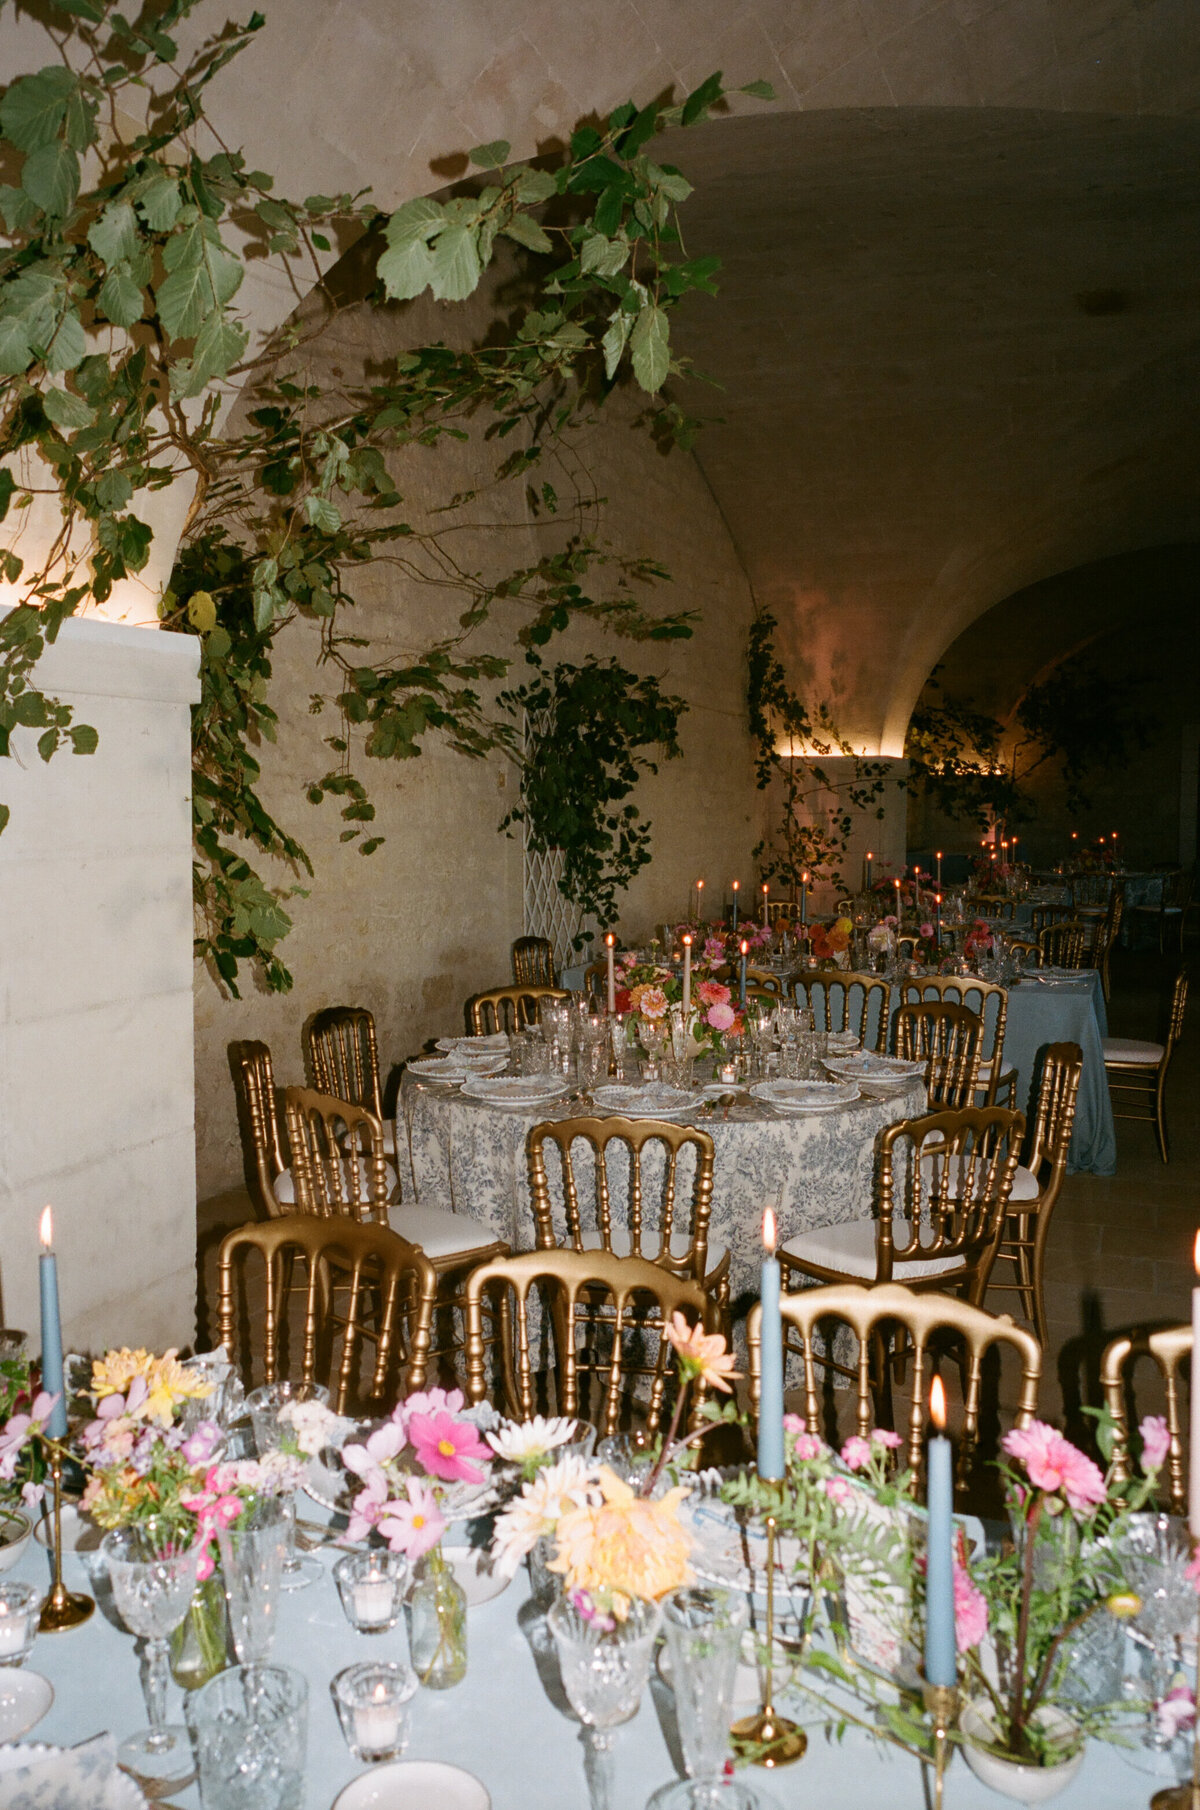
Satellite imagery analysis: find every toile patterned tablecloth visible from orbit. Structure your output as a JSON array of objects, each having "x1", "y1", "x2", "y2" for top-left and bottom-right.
[{"x1": 395, "y1": 1075, "x2": 926, "y2": 1316}]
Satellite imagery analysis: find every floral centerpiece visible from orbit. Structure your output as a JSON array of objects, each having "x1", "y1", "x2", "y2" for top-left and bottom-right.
[
  {"x1": 963, "y1": 917, "x2": 995, "y2": 964},
  {"x1": 613, "y1": 949, "x2": 746, "y2": 1058},
  {"x1": 0, "y1": 1356, "x2": 59, "y2": 1514}
]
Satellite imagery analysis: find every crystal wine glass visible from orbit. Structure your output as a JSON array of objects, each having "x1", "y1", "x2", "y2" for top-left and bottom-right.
[
  {"x1": 102, "y1": 1518, "x2": 203, "y2": 1790},
  {"x1": 245, "y1": 1379, "x2": 328, "y2": 1590},
  {"x1": 650, "y1": 1587, "x2": 762, "y2": 1810},
  {"x1": 548, "y1": 1594, "x2": 661, "y2": 1751}
]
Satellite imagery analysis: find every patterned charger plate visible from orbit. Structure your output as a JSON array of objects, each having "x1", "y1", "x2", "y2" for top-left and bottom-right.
[
  {"x1": 822, "y1": 1053, "x2": 924, "y2": 1080},
  {"x1": 459, "y1": 1075, "x2": 570, "y2": 1106},
  {"x1": 407, "y1": 1056, "x2": 471, "y2": 1081},
  {"x1": 749, "y1": 1079, "x2": 859, "y2": 1113},
  {"x1": 591, "y1": 1083, "x2": 705, "y2": 1119},
  {"x1": 436, "y1": 1033, "x2": 509, "y2": 1053}
]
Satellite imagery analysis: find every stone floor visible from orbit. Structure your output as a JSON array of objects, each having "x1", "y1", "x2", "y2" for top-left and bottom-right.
[{"x1": 196, "y1": 941, "x2": 1195, "y2": 1457}]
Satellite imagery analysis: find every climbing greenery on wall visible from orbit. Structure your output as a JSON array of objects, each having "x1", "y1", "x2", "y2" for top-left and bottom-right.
[{"x1": 0, "y1": 0, "x2": 772, "y2": 991}]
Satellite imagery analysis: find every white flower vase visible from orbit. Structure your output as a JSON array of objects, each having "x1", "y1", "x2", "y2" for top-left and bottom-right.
[{"x1": 959, "y1": 1699, "x2": 1085, "y2": 1805}]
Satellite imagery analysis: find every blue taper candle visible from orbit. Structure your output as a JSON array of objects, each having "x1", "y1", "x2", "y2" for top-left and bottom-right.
[
  {"x1": 38, "y1": 1207, "x2": 67, "y2": 1440},
  {"x1": 756, "y1": 1208, "x2": 785, "y2": 1480},
  {"x1": 924, "y1": 1376, "x2": 956, "y2": 1688}
]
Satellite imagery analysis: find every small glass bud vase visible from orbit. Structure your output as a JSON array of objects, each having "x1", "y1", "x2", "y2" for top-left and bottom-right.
[{"x1": 408, "y1": 1546, "x2": 467, "y2": 1690}]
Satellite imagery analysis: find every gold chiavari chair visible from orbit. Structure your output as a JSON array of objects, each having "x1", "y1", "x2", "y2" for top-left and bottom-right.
[
  {"x1": 217, "y1": 1214, "x2": 437, "y2": 1414},
  {"x1": 744, "y1": 982, "x2": 782, "y2": 1006},
  {"x1": 777, "y1": 1105, "x2": 1025, "y2": 1307},
  {"x1": 284, "y1": 1088, "x2": 509, "y2": 1278},
  {"x1": 972, "y1": 895, "x2": 1016, "y2": 920},
  {"x1": 894, "y1": 1000, "x2": 983, "y2": 1110},
  {"x1": 1101, "y1": 1324, "x2": 1190, "y2": 1514},
  {"x1": 1070, "y1": 873, "x2": 1112, "y2": 910},
  {"x1": 1037, "y1": 921, "x2": 1089, "y2": 969},
  {"x1": 1102, "y1": 967, "x2": 1189, "y2": 1162},
  {"x1": 1089, "y1": 882, "x2": 1125, "y2": 1001},
  {"x1": 512, "y1": 936, "x2": 558, "y2": 988},
  {"x1": 229, "y1": 1039, "x2": 292, "y2": 1217},
  {"x1": 748, "y1": 1282, "x2": 1041, "y2": 1474},
  {"x1": 765, "y1": 901, "x2": 793, "y2": 926},
  {"x1": 1030, "y1": 903, "x2": 1078, "y2": 935},
  {"x1": 899, "y1": 975, "x2": 1012, "y2": 1106},
  {"x1": 467, "y1": 984, "x2": 570, "y2": 1035},
  {"x1": 1007, "y1": 937, "x2": 1041, "y2": 967},
  {"x1": 304, "y1": 1006, "x2": 394, "y2": 1155},
  {"x1": 986, "y1": 1043, "x2": 1083, "y2": 1344},
  {"x1": 791, "y1": 971, "x2": 891, "y2": 1054},
  {"x1": 581, "y1": 962, "x2": 607, "y2": 1007},
  {"x1": 464, "y1": 1248, "x2": 715, "y2": 1437},
  {"x1": 526, "y1": 1115, "x2": 730, "y2": 1315},
  {"x1": 744, "y1": 965, "x2": 786, "y2": 997}
]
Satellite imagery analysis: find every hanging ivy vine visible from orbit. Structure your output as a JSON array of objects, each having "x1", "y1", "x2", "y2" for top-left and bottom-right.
[{"x1": 0, "y1": 0, "x2": 774, "y2": 992}]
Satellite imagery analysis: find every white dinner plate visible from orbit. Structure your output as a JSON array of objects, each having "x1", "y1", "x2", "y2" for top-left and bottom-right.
[
  {"x1": 407, "y1": 1056, "x2": 470, "y2": 1081},
  {"x1": 698, "y1": 1081, "x2": 747, "y2": 1097},
  {"x1": 441, "y1": 1544, "x2": 510, "y2": 1607},
  {"x1": 0, "y1": 1673, "x2": 52, "y2": 1743},
  {"x1": 0, "y1": 1743, "x2": 148, "y2": 1806},
  {"x1": 33, "y1": 1505, "x2": 101, "y2": 1553},
  {"x1": 749, "y1": 1079, "x2": 859, "y2": 1114},
  {"x1": 436, "y1": 1034, "x2": 509, "y2": 1054},
  {"x1": 459, "y1": 1075, "x2": 570, "y2": 1106},
  {"x1": 822, "y1": 1054, "x2": 924, "y2": 1081},
  {"x1": 590, "y1": 1084, "x2": 705, "y2": 1120},
  {"x1": 333, "y1": 1759, "x2": 490, "y2": 1809}
]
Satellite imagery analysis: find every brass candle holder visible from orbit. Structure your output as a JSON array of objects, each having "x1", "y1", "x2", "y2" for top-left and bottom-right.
[
  {"x1": 38, "y1": 1451, "x2": 93, "y2": 1632},
  {"x1": 923, "y1": 1680, "x2": 959, "y2": 1810},
  {"x1": 730, "y1": 1507, "x2": 807, "y2": 1768}
]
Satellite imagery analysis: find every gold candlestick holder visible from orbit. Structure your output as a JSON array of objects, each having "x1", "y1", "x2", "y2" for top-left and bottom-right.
[
  {"x1": 730, "y1": 1508, "x2": 807, "y2": 1768},
  {"x1": 38, "y1": 1452, "x2": 93, "y2": 1632},
  {"x1": 1150, "y1": 1542, "x2": 1200, "y2": 1810},
  {"x1": 923, "y1": 1680, "x2": 960, "y2": 1810}
]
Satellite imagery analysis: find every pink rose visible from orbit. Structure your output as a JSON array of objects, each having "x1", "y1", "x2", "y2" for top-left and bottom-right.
[
  {"x1": 1140, "y1": 1415, "x2": 1171, "y2": 1473},
  {"x1": 706, "y1": 1002, "x2": 736, "y2": 1032},
  {"x1": 1001, "y1": 1421, "x2": 1106, "y2": 1514}
]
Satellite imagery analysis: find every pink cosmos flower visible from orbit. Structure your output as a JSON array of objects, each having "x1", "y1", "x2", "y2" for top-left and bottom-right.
[
  {"x1": 342, "y1": 1421, "x2": 406, "y2": 1479},
  {"x1": 696, "y1": 980, "x2": 731, "y2": 1008},
  {"x1": 408, "y1": 1409, "x2": 490, "y2": 1484},
  {"x1": 380, "y1": 1479, "x2": 446, "y2": 1559},
  {"x1": 1140, "y1": 1415, "x2": 1171, "y2": 1473},
  {"x1": 0, "y1": 1392, "x2": 59, "y2": 1481},
  {"x1": 395, "y1": 1387, "x2": 464, "y2": 1428},
  {"x1": 871, "y1": 1429, "x2": 902, "y2": 1450},
  {"x1": 346, "y1": 1470, "x2": 390, "y2": 1544},
  {"x1": 783, "y1": 1414, "x2": 808, "y2": 1433},
  {"x1": 841, "y1": 1436, "x2": 872, "y2": 1473},
  {"x1": 706, "y1": 1002, "x2": 736, "y2": 1032},
  {"x1": 953, "y1": 1559, "x2": 989, "y2": 1651},
  {"x1": 1159, "y1": 1686, "x2": 1195, "y2": 1741},
  {"x1": 1001, "y1": 1421, "x2": 1106, "y2": 1514}
]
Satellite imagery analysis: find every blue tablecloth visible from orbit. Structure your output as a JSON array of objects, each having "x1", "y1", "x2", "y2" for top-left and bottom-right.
[
  {"x1": 8, "y1": 1508, "x2": 1169, "y2": 1809},
  {"x1": 1003, "y1": 971, "x2": 1114, "y2": 1174}
]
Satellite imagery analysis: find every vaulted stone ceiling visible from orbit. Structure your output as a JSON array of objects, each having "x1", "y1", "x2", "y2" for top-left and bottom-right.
[{"x1": 666, "y1": 105, "x2": 1200, "y2": 752}]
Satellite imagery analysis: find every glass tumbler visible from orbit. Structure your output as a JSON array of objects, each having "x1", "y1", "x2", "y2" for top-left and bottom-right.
[
  {"x1": 187, "y1": 1662, "x2": 308, "y2": 1810},
  {"x1": 0, "y1": 1582, "x2": 42, "y2": 1666},
  {"x1": 650, "y1": 1587, "x2": 758, "y2": 1809},
  {"x1": 216, "y1": 1497, "x2": 287, "y2": 1663}
]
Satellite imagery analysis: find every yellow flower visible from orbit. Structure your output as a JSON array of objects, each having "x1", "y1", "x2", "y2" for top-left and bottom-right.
[
  {"x1": 90, "y1": 1347, "x2": 211, "y2": 1428},
  {"x1": 549, "y1": 1466, "x2": 693, "y2": 1619},
  {"x1": 664, "y1": 1312, "x2": 741, "y2": 1393}
]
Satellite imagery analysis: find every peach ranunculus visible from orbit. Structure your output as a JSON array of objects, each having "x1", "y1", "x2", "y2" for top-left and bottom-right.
[
  {"x1": 633, "y1": 984, "x2": 669, "y2": 1020},
  {"x1": 549, "y1": 1467, "x2": 694, "y2": 1618},
  {"x1": 695, "y1": 979, "x2": 730, "y2": 1008},
  {"x1": 664, "y1": 1312, "x2": 741, "y2": 1393}
]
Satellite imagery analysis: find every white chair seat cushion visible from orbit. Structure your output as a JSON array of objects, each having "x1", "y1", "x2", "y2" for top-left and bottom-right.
[
  {"x1": 1009, "y1": 1164, "x2": 1039, "y2": 1202},
  {"x1": 1102, "y1": 1038, "x2": 1163, "y2": 1065},
  {"x1": 780, "y1": 1219, "x2": 963, "y2": 1280},
  {"x1": 275, "y1": 1159, "x2": 399, "y2": 1209},
  {"x1": 975, "y1": 1058, "x2": 1015, "y2": 1082},
  {"x1": 579, "y1": 1228, "x2": 728, "y2": 1275},
  {"x1": 389, "y1": 1203, "x2": 500, "y2": 1259}
]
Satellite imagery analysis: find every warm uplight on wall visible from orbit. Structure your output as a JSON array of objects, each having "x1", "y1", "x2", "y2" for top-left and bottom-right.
[{"x1": 774, "y1": 734, "x2": 905, "y2": 759}]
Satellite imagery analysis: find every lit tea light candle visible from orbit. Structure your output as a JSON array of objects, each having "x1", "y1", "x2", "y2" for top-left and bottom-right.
[{"x1": 354, "y1": 1576, "x2": 396, "y2": 1628}]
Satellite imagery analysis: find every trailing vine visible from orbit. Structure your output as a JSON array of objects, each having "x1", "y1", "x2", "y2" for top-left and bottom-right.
[
  {"x1": 746, "y1": 609, "x2": 888, "y2": 895},
  {"x1": 0, "y1": 0, "x2": 773, "y2": 992}
]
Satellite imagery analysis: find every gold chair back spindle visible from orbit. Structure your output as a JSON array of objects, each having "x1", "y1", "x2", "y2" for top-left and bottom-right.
[
  {"x1": 987, "y1": 1043, "x2": 1083, "y2": 1343},
  {"x1": 464, "y1": 1248, "x2": 715, "y2": 1437},
  {"x1": 744, "y1": 965, "x2": 786, "y2": 998},
  {"x1": 305, "y1": 1007, "x2": 385, "y2": 1120},
  {"x1": 895, "y1": 1000, "x2": 983, "y2": 1110},
  {"x1": 467, "y1": 984, "x2": 570, "y2": 1036},
  {"x1": 229, "y1": 1039, "x2": 288, "y2": 1219},
  {"x1": 747, "y1": 1282, "x2": 1041, "y2": 1474},
  {"x1": 512, "y1": 937, "x2": 558, "y2": 988},
  {"x1": 1100, "y1": 1324, "x2": 1191, "y2": 1514},
  {"x1": 899, "y1": 976, "x2": 1008, "y2": 1104},
  {"x1": 1037, "y1": 920, "x2": 1089, "y2": 970},
  {"x1": 792, "y1": 972, "x2": 891, "y2": 1053},
  {"x1": 216, "y1": 1213, "x2": 437, "y2": 1413}
]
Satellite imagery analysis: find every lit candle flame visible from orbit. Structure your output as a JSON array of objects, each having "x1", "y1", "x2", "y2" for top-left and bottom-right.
[
  {"x1": 762, "y1": 1206, "x2": 777, "y2": 1253},
  {"x1": 38, "y1": 1206, "x2": 53, "y2": 1250},
  {"x1": 732, "y1": 879, "x2": 739, "y2": 891},
  {"x1": 935, "y1": 850, "x2": 942, "y2": 859},
  {"x1": 604, "y1": 932, "x2": 615, "y2": 948},
  {"x1": 682, "y1": 932, "x2": 692, "y2": 948},
  {"x1": 740, "y1": 939, "x2": 749, "y2": 956},
  {"x1": 930, "y1": 1375, "x2": 947, "y2": 1431},
  {"x1": 1192, "y1": 1229, "x2": 1200, "y2": 1276}
]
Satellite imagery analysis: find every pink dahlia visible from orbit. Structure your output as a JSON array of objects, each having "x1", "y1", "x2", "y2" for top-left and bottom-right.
[
  {"x1": 706, "y1": 1002, "x2": 736, "y2": 1032},
  {"x1": 1001, "y1": 1421, "x2": 1106, "y2": 1514},
  {"x1": 696, "y1": 979, "x2": 731, "y2": 1008}
]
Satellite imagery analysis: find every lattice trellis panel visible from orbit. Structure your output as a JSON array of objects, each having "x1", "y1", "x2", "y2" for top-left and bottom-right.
[{"x1": 523, "y1": 840, "x2": 587, "y2": 969}]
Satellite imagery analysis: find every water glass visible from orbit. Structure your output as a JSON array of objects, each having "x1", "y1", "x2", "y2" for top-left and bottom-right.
[
  {"x1": 102, "y1": 1518, "x2": 204, "y2": 1791},
  {"x1": 331, "y1": 1660, "x2": 417, "y2": 1762},
  {"x1": 653, "y1": 1587, "x2": 752, "y2": 1808},
  {"x1": 245, "y1": 1381, "x2": 328, "y2": 1590},
  {"x1": 182, "y1": 1350, "x2": 239, "y2": 1430},
  {"x1": 217, "y1": 1498, "x2": 287, "y2": 1663},
  {"x1": 0, "y1": 1582, "x2": 41, "y2": 1666},
  {"x1": 333, "y1": 1550, "x2": 407, "y2": 1634},
  {"x1": 188, "y1": 1662, "x2": 308, "y2": 1810},
  {"x1": 595, "y1": 1431, "x2": 657, "y2": 1490},
  {"x1": 547, "y1": 1594, "x2": 661, "y2": 1751}
]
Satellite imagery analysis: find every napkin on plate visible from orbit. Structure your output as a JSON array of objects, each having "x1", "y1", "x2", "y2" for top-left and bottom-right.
[{"x1": 0, "y1": 1734, "x2": 121, "y2": 1809}]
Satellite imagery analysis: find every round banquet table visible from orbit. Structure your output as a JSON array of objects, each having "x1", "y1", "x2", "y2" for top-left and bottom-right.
[
  {"x1": 396, "y1": 1075, "x2": 927, "y2": 1313},
  {"x1": 1001, "y1": 968, "x2": 1114, "y2": 1175},
  {"x1": 10, "y1": 1518, "x2": 1166, "y2": 1809}
]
